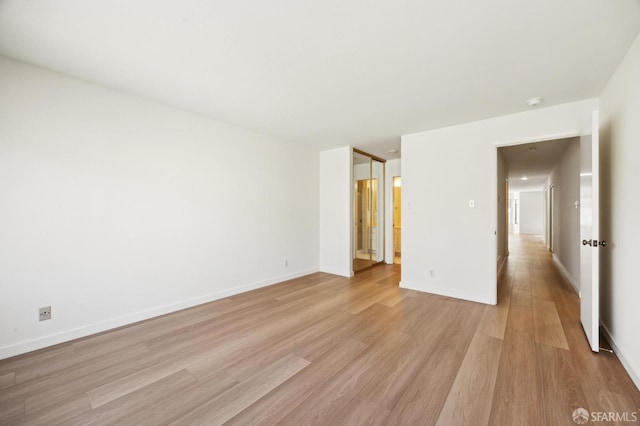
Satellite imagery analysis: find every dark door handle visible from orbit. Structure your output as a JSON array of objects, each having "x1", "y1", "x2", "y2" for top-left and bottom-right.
[{"x1": 583, "y1": 239, "x2": 607, "y2": 247}]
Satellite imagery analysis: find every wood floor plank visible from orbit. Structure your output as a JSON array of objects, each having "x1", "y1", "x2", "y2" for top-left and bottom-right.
[
  {"x1": 536, "y1": 342, "x2": 590, "y2": 425},
  {"x1": 593, "y1": 389, "x2": 640, "y2": 424},
  {"x1": 3, "y1": 343, "x2": 151, "y2": 413},
  {"x1": 226, "y1": 338, "x2": 368, "y2": 425},
  {"x1": 384, "y1": 302, "x2": 484, "y2": 425},
  {"x1": 119, "y1": 370, "x2": 238, "y2": 426},
  {"x1": 476, "y1": 290, "x2": 511, "y2": 340},
  {"x1": 170, "y1": 353, "x2": 310, "y2": 426},
  {"x1": 377, "y1": 290, "x2": 407, "y2": 307},
  {"x1": 348, "y1": 300, "x2": 451, "y2": 412},
  {"x1": 185, "y1": 301, "x2": 328, "y2": 379},
  {"x1": 15, "y1": 340, "x2": 149, "y2": 385},
  {"x1": 0, "y1": 371, "x2": 15, "y2": 390},
  {"x1": 141, "y1": 298, "x2": 284, "y2": 353},
  {"x1": 234, "y1": 272, "x2": 335, "y2": 303},
  {"x1": 274, "y1": 275, "x2": 345, "y2": 303},
  {"x1": 22, "y1": 394, "x2": 91, "y2": 426},
  {"x1": 0, "y1": 345, "x2": 75, "y2": 377},
  {"x1": 532, "y1": 297, "x2": 570, "y2": 350},
  {"x1": 531, "y1": 275, "x2": 555, "y2": 301},
  {"x1": 0, "y1": 399, "x2": 24, "y2": 425},
  {"x1": 488, "y1": 299, "x2": 542, "y2": 425},
  {"x1": 66, "y1": 369, "x2": 198, "y2": 426},
  {"x1": 563, "y1": 318, "x2": 640, "y2": 411},
  {"x1": 86, "y1": 364, "x2": 191, "y2": 409},
  {"x1": 68, "y1": 298, "x2": 235, "y2": 357},
  {"x1": 224, "y1": 310, "x2": 354, "y2": 380},
  {"x1": 330, "y1": 395, "x2": 391, "y2": 426},
  {"x1": 347, "y1": 303, "x2": 411, "y2": 345},
  {"x1": 436, "y1": 333, "x2": 503, "y2": 426},
  {"x1": 552, "y1": 286, "x2": 581, "y2": 322},
  {"x1": 346, "y1": 284, "x2": 399, "y2": 314},
  {"x1": 278, "y1": 331, "x2": 411, "y2": 425},
  {"x1": 86, "y1": 300, "x2": 325, "y2": 408}
]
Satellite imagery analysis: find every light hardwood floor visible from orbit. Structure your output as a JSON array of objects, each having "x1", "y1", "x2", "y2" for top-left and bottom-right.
[{"x1": 1, "y1": 235, "x2": 639, "y2": 425}]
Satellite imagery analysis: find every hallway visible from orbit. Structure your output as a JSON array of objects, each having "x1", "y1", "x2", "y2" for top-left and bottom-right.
[{"x1": 493, "y1": 234, "x2": 640, "y2": 424}]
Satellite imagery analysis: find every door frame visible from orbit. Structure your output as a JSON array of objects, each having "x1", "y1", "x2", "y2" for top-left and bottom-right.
[
  {"x1": 548, "y1": 184, "x2": 555, "y2": 252},
  {"x1": 352, "y1": 148, "x2": 386, "y2": 273}
]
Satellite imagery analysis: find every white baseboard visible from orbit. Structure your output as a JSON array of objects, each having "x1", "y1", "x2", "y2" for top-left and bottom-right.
[
  {"x1": 399, "y1": 280, "x2": 493, "y2": 305},
  {"x1": 319, "y1": 266, "x2": 353, "y2": 277},
  {"x1": 551, "y1": 254, "x2": 580, "y2": 295},
  {"x1": 0, "y1": 267, "x2": 319, "y2": 360},
  {"x1": 600, "y1": 322, "x2": 640, "y2": 392}
]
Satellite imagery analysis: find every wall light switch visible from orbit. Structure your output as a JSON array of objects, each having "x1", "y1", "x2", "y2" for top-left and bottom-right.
[{"x1": 469, "y1": 200, "x2": 475, "y2": 208}]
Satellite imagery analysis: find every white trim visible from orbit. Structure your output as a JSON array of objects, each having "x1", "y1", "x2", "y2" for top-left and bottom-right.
[
  {"x1": 493, "y1": 131, "x2": 581, "y2": 148},
  {"x1": 319, "y1": 267, "x2": 353, "y2": 277},
  {"x1": 551, "y1": 253, "x2": 580, "y2": 295},
  {"x1": 600, "y1": 322, "x2": 640, "y2": 392},
  {"x1": 399, "y1": 280, "x2": 494, "y2": 305},
  {"x1": 0, "y1": 267, "x2": 318, "y2": 360}
]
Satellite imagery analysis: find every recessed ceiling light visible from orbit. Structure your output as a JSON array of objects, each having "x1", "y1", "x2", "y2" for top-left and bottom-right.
[
  {"x1": 388, "y1": 149, "x2": 398, "y2": 153},
  {"x1": 521, "y1": 177, "x2": 528, "y2": 181},
  {"x1": 526, "y1": 97, "x2": 543, "y2": 107}
]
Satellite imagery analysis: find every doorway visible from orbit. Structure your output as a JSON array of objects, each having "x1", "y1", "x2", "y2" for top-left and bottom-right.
[
  {"x1": 393, "y1": 176, "x2": 401, "y2": 264},
  {"x1": 353, "y1": 149, "x2": 385, "y2": 273}
]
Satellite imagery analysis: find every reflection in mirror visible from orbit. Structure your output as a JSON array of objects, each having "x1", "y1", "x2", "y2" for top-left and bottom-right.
[
  {"x1": 353, "y1": 149, "x2": 385, "y2": 273},
  {"x1": 393, "y1": 176, "x2": 401, "y2": 264}
]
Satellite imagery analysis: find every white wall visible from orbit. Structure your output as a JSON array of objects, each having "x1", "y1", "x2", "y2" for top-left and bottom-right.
[
  {"x1": 319, "y1": 147, "x2": 352, "y2": 276},
  {"x1": 519, "y1": 191, "x2": 544, "y2": 235},
  {"x1": 385, "y1": 159, "x2": 401, "y2": 264},
  {"x1": 547, "y1": 139, "x2": 581, "y2": 290},
  {"x1": 599, "y1": 32, "x2": 640, "y2": 389},
  {"x1": 0, "y1": 56, "x2": 320, "y2": 359},
  {"x1": 400, "y1": 98, "x2": 597, "y2": 305}
]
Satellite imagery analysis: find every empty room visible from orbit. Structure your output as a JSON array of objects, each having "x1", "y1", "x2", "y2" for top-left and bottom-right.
[{"x1": 1, "y1": 1, "x2": 640, "y2": 425}]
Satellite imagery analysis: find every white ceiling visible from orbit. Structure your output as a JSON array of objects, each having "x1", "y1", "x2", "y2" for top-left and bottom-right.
[
  {"x1": 500, "y1": 138, "x2": 575, "y2": 192},
  {"x1": 1, "y1": 1, "x2": 639, "y2": 158}
]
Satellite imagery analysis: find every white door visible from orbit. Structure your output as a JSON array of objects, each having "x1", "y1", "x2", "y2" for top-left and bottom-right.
[{"x1": 580, "y1": 110, "x2": 602, "y2": 353}]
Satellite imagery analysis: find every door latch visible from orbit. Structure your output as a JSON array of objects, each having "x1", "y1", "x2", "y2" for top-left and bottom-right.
[{"x1": 582, "y1": 239, "x2": 607, "y2": 247}]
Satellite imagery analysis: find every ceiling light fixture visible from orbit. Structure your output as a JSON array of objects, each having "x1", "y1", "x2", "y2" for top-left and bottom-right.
[
  {"x1": 388, "y1": 149, "x2": 398, "y2": 153},
  {"x1": 521, "y1": 177, "x2": 528, "y2": 181},
  {"x1": 526, "y1": 97, "x2": 543, "y2": 107}
]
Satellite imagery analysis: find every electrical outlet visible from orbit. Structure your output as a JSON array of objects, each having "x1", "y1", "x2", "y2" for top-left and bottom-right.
[{"x1": 39, "y1": 306, "x2": 51, "y2": 321}]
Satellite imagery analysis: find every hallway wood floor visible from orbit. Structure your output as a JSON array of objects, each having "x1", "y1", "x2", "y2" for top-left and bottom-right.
[{"x1": 1, "y1": 235, "x2": 639, "y2": 425}]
